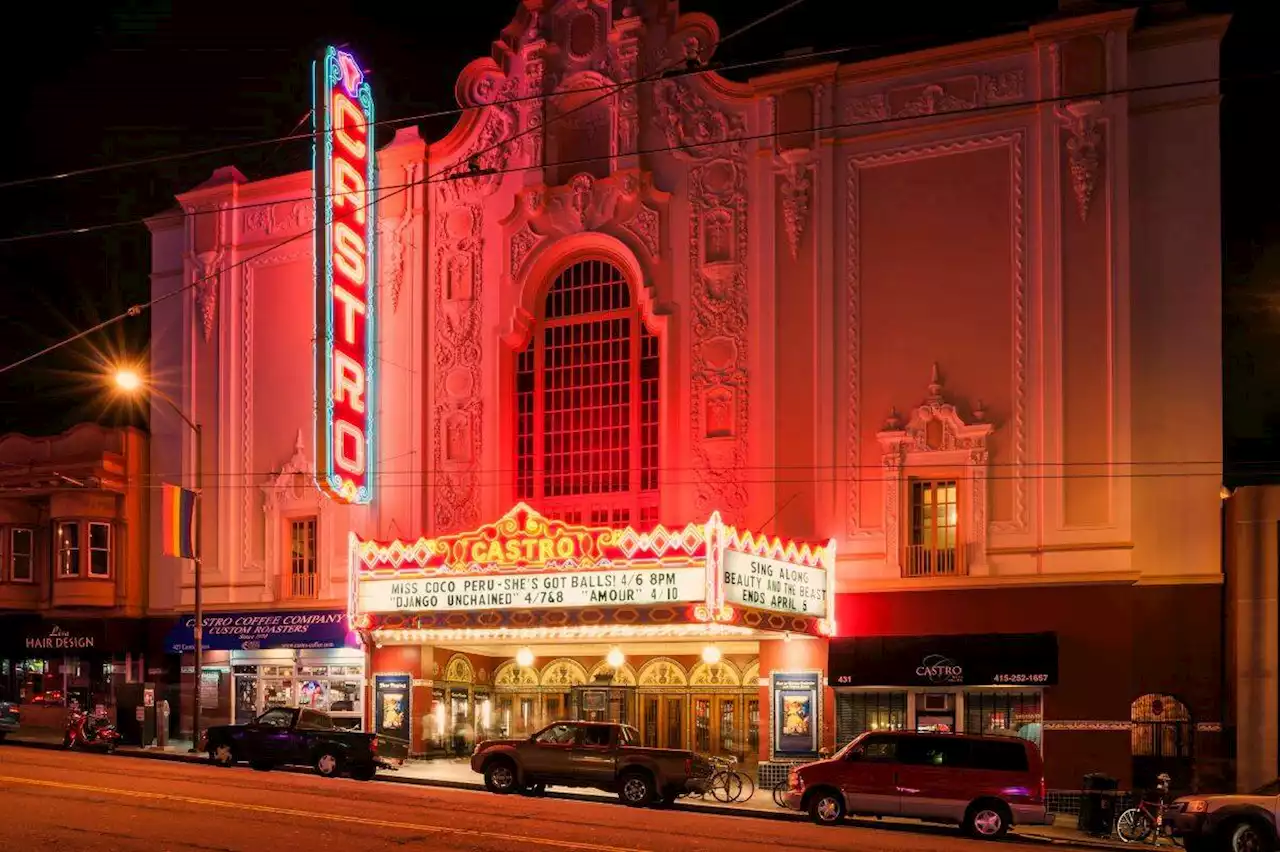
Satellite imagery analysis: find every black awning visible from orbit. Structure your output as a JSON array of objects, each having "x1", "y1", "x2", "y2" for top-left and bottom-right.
[
  {"x1": 0, "y1": 615, "x2": 147, "y2": 656},
  {"x1": 829, "y1": 632, "x2": 1058, "y2": 688}
]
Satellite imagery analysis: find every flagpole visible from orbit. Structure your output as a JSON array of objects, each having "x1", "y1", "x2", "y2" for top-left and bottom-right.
[{"x1": 191, "y1": 422, "x2": 204, "y2": 754}]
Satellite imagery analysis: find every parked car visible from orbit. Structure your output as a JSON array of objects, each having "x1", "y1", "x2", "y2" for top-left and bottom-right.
[
  {"x1": 0, "y1": 689, "x2": 19, "y2": 742},
  {"x1": 471, "y1": 721, "x2": 714, "y2": 807},
  {"x1": 782, "y1": 731, "x2": 1049, "y2": 839},
  {"x1": 202, "y1": 707, "x2": 380, "y2": 780},
  {"x1": 1170, "y1": 780, "x2": 1280, "y2": 852}
]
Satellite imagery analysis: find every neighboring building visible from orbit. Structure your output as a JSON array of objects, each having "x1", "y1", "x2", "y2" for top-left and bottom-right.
[
  {"x1": 0, "y1": 424, "x2": 164, "y2": 741},
  {"x1": 1223, "y1": 486, "x2": 1277, "y2": 794},
  {"x1": 145, "y1": 1, "x2": 1228, "y2": 793}
]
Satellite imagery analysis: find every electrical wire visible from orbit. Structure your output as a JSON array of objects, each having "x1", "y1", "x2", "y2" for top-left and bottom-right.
[
  {"x1": 0, "y1": 15, "x2": 1239, "y2": 378},
  {"x1": 0, "y1": 64, "x2": 1255, "y2": 248},
  {"x1": 0, "y1": 4, "x2": 827, "y2": 195}
]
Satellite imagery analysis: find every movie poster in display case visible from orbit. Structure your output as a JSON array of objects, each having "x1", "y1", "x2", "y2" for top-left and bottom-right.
[
  {"x1": 771, "y1": 671, "x2": 821, "y2": 758},
  {"x1": 374, "y1": 673, "x2": 411, "y2": 760}
]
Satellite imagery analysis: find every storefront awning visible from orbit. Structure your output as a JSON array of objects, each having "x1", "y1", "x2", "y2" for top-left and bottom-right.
[
  {"x1": 0, "y1": 615, "x2": 147, "y2": 656},
  {"x1": 829, "y1": 632, "x2": 1058, "y2": 687},
  {"x1": 164, "y1": 610, "x2": 359, "y2": 653}
]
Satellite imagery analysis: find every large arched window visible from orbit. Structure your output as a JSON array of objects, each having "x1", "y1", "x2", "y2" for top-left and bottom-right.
[{"x1": 515, "y1": 259, "x2": 659, "y2": 527}]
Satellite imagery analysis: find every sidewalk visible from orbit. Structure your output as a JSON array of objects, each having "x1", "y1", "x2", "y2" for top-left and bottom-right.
[{"x1": 0, "y1": 734, "x2": 1131, "y2": 849}]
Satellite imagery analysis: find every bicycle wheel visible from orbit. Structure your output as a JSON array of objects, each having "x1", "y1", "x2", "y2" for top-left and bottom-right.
[
  {"x1": 772, "y1": 779, "x2": 789, "y2": 808},
  {"x1": 1117, "y1": 809, "x2": 1154, "y2": 843},
  {"x1": 734, "y1": 771, "x2": 756, "y2": 802},
  {"x1": 712, "y1": 771, "x2": 743, "y2": 803}
]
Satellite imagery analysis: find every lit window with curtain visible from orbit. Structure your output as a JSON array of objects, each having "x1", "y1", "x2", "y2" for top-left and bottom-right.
[
  {"x1": 289, "y1": 517, "x2": 318, "y2": 598},
  {"x1": 514, "y1": 259, "x2": 659, "y2": 527}
]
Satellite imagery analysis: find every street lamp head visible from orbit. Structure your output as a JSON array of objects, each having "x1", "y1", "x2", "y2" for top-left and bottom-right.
[{"x1": 114, "y1": 368, "x2": 143, "y2": 393}]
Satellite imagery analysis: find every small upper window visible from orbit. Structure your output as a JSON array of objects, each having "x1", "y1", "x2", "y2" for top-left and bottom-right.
[
  {"x1": 57, "y1": 522, "x2": 80, "y2": 577},
  {"x1": 10, "y1": 528, "x2": 33, "y2": 582},
  {"x1": 88, "y1": 523, "x2": 111, "y2": 578}
]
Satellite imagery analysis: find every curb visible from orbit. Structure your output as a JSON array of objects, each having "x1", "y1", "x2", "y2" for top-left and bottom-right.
[{"x1": 0, "y1": 736, "x2": 1128, "y2": 849}]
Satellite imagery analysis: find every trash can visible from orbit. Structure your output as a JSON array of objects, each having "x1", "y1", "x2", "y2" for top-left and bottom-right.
[{"x1": 1078, "y1": 773, "x2": 1119, "y2": 835}]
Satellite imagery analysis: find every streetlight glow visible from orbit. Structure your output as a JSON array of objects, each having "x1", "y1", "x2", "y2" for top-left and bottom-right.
[{"x1": 114, "y1": 368, "x2": 143, "y2": 392}]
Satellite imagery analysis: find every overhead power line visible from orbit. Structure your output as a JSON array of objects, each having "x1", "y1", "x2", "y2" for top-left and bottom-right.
[{"x1": 0, "y1": 34, "x2": 1238, "y2": 377}]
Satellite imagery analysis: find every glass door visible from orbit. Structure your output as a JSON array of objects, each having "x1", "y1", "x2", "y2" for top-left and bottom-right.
[
  {"x1": 691, "y1": 695, "x2": 740, "y2": 758},
  {"x1": 640, "y1": 695, "x2": 685, "y2": 749}
]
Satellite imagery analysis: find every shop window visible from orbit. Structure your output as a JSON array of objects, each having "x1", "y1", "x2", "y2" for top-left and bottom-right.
[
  {"x1": 56, "y1": 522, "x2": 80, "y2": 577},
  {"x1": 514, "y1": 259, "x2": 659, "y2": 526},
  {"x1": 836, "y1": 691, "x2": 907, "y2": 747},
  {"x1": 964, "y1": 691, "x2": 1043, "y2": 748},
  {"x1": 288, "y1": 517, "x2": 318, "y2": 598},
  {"x1": 10, "y1": 528, "x2": 34, "y2": 582},
  {"x1": 88, "y1": 522, "x2": 111, "y2": 578},
  {"x1": 905, "y1": 479, "x2": 960, "y2": 577}
]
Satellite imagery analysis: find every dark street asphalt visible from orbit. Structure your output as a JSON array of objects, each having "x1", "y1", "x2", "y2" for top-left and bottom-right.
[{"x1": 0, "y1": 747, "x2": 1027, "y2": 852}]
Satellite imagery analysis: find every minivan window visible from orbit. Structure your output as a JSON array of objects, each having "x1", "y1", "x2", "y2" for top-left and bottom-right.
[
  {"x1": 899, "y1": 736, "x2": 970, "y2": 767},
  {"x1": 968, "y1": 739, "x2": 1029, "y2": 772},
  {"x1": 851, "y1": 735, "x2": 897, "y2": 762}
]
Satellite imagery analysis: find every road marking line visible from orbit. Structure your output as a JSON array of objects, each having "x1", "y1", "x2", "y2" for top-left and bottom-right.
[{"x1": 0, "y1": 774, "x2": 642, "y2": 852}]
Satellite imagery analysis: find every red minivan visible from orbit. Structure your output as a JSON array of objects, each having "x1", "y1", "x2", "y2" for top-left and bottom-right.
[{"x1": 783, "y1": 731, "x2": 1049, "y2": 838}]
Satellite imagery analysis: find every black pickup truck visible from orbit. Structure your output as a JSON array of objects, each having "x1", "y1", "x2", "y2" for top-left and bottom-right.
[{"x1": 203, "y1": 707, "x2": 380, "y2": 780}]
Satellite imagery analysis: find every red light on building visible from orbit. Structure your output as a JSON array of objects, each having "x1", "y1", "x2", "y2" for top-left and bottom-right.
[{"x1": 313, "y1": 46, "x2": 377, "y2": 504}]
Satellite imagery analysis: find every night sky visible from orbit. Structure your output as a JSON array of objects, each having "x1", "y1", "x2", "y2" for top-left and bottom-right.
[{"x1": 1, "y1": 0, "x2": 1270, "y2": 481}]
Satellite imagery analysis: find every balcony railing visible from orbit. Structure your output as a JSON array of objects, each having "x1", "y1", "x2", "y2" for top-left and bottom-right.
[
  {"x1": 289, "y1": 570, "x2": 318, "y2": 599},
  {"x1": 903, "y1": 545, "x2": 964, "y2": 578}
]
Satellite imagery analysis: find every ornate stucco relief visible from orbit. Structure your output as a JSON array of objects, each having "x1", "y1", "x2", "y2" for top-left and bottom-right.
[
  {"x1": 655, "y1": 79, "x2": 750, "y2": 519},
  {"x1": 846, "y1": 132, "x2": 1028, "y2": 540},
  {"x1": 432, "y1": 201, "x2": 484, "y2": 533},
  {"x1": 1058, "y1": 100, "x2": 1105, "y2": 223},
  {"x1": 842, "y1": 68, "x2": 1027, "y2": 126},
  {"x1": 877, "y1": 366, "x2": 995, "y2": 574}
]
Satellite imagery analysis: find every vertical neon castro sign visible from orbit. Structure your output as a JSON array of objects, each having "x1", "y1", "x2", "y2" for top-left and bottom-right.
[{"x1": 314, "y1": 46, "x2": 376, "y2": 504}]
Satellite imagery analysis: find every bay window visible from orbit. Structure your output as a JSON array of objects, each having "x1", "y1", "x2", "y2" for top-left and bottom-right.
[{"x1": 57, "y1": 522, "x2": 80, "y2": 577}]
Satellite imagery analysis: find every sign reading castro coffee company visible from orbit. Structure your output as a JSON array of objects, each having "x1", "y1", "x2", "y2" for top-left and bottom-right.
[
  {"x1": 358, "y1": 567, "x2": 706, "y2": 614},
  {"x1": 721, "y1": 550, "x2": 827, "y2": 617}
]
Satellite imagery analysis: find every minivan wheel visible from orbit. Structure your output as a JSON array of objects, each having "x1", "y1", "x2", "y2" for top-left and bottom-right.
[
  {"x1": 809, "y1": 789, "x2": 846, "y2": 826},
  {"x1": 965, "y1": 801, "x2": 1011, "y2": 839}
]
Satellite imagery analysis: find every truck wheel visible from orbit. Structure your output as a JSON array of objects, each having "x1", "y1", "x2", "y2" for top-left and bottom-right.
[
  {"x1": 314, "y1": 751, "x2": 341, "y2": 779},
  {"x1": 209, "y1": 743, "x2": 234, "y2": 766},
  {"x1": 618, "y1": 771, "x2": 654, "y2": 807},
  {"x1": 484, "y1": 758, "x2": 518, "y2": 794}
]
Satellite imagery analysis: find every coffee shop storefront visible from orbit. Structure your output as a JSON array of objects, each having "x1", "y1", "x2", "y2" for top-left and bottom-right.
[
  {"x1": 165, "y1": 609, "x2": 366, "y2": 734},
  {"x1": 350, "y1": 503, "x2": 836, "y2": 781}
]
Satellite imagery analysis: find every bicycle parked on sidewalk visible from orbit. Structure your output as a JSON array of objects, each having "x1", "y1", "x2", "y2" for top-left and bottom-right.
[
  {"x1": 1117, "y1": 774, "x2": 1184, "y2": 846},
  {"x1": 689, "y1": 755, "x2": 755, "y2": 804}
]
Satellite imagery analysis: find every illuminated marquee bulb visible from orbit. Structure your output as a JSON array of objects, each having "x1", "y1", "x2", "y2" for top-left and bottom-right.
[
  {"x1": 515, "y1": 647, "x2": 535, "y2": 668},
  {"x1": 606, "y1": 647, "x2": 625, "y2": 669},
  {"x1": 701, "y1": 645, "x2": 722, "y2": 665}
]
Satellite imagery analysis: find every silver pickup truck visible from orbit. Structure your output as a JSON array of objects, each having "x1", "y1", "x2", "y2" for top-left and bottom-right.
[{"x1": 1171, "y1": 781, "x2": 1280, "y2": 852}]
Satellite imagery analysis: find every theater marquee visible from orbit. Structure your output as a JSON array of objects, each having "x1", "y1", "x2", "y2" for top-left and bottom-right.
[{"x1": 349, "y1": 504, "x2": 837, "y2": 638}]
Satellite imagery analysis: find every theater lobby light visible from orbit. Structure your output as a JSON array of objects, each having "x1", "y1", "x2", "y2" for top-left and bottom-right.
[
  {"x1": 606, "y1": 647, "x2": 625, "y2": 668},
  {"x1": 516, "y1": 647, "x2": 535, "y2": 668},
  {"x1": 701, "y1": 645, "x2": 722, "y2": 665}
]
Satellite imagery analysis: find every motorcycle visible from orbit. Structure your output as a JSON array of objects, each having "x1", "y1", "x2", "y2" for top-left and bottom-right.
[{"x1": 64, "y1": 707, "x2": 122, "y2": 753}]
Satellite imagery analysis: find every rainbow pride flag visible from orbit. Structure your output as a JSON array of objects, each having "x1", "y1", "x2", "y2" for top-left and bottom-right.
[{"x1": 162, "y1": 484, "x2": 199, "y2": 560}]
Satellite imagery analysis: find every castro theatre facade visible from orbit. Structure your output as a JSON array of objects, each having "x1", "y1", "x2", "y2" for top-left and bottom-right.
[{"x1": 353, "y1": 504, "x2": 834, "y2": 781}]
